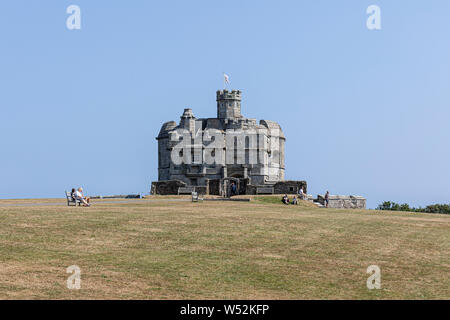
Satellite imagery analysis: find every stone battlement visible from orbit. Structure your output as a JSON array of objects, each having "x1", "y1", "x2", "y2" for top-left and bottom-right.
[{"x1": 216, "y1": 90, "x2": 242, "y2": 101}]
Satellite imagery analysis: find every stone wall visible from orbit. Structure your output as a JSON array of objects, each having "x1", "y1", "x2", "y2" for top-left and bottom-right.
[
  {"x1": 317, "y1": 195, "x2": 366, "y2": 209},
  {"x1": 245, "y1": 185, "x2": 257, "y2": 195},
  {"x1": 273, "y1": 180, "x2": 307, "y2": 195},
  {"x1": 151, "y1": 180, "x2": 186, "y2": 195},
  {"x1": 244, "y1": 180, "x2": 307, "y2": 195},
  {"x1": 208, "y1": 179, "x2": 221, "y2": 195},
  {"x1": 194, "y1": 186, "x2": 208, "y2": 195},
  {"x1": 151, "y1": 179, "x2": 308, "y2": 197},
  {"x1": 151, "y1": 180, "x2": 211, "y2": 195}
]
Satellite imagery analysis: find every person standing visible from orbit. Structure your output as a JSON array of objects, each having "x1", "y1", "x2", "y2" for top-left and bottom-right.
[
  {"x1": 298, "y1": 187, "x2": 305, "y2": 200},
  {"x1": 230, "y1": 182, "x2": 237, "y2": 197},
  {"x1": 324, "y1": 191, "x2": 329, "y2": 208}
]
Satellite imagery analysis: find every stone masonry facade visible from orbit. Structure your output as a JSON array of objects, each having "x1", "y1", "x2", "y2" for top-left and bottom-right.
[
  {"x1": 153, "y1": 89, "x2": 306, "y2": 196},
  {"x1": 151, "y1": 89, "x2": 366, "y2": 208}
]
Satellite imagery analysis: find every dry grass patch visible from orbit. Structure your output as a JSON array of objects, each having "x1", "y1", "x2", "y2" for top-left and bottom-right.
[{"x1": 0, "y1": 198, "x2": 448, "y2": 299}]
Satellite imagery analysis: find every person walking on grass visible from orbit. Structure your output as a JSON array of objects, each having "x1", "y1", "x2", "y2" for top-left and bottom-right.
[{"x1": 324, "y1": 191, "x2": 329, "y2": 208}]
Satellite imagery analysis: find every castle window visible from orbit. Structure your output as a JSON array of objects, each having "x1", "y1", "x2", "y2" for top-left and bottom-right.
[{"x1": 245, "y1": 136, "x2": 250, "y2": 164}]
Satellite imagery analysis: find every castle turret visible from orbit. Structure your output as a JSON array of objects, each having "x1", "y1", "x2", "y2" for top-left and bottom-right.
[
  {"x1": 216, "y1": 90, "x2": 242, "y2": 120},
  {"x1": 179, "y1": 108, "x2": 196, "y2": 132}
]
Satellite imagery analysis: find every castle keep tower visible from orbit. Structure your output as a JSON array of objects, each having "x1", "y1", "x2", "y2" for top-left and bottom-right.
[{"x1": 217, "y1": 90, "x2": 242, "y2": 120}]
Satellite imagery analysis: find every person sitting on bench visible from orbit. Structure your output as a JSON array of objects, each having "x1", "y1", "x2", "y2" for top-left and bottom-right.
[
  {"x1": 75, "y1": 187, "x2": 90, "y2": 207},
  {"x1": 70, "y1": 188, "x2": 76, "y2": 201}
]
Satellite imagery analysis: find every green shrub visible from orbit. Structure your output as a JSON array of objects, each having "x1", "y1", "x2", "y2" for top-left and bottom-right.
[{"x1": 377, "y1": 201, "x2": 450, "y2": 214}]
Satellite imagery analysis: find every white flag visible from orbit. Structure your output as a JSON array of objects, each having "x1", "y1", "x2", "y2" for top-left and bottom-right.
[{"x1": 224, "y1": 73, "x2": 230, "y2": 84}]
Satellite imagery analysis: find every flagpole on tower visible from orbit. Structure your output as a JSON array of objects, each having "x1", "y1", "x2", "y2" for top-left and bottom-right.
[{"x1": 223, "y1": 73, "x2": 230, "y2": 90}]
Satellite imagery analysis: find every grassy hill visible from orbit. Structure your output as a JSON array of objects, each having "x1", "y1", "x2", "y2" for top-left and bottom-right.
[{"x1": 0, "y1": 196, "x2": 448, "y2": 299}]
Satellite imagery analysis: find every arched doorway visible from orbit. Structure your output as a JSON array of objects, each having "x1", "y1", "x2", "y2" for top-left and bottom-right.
[{"x1": 220, "y1": 177, "x2": 240, "y2": 198}]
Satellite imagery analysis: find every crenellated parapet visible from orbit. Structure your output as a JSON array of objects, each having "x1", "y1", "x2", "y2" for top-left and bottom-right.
[{"x1": 216, "y1": 90, "x2": 242, "y2": 120}]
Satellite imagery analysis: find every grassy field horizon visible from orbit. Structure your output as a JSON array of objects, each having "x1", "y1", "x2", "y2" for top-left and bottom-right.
[{"x1": 0, "y1": 196, "x2": 448, "y2": 299}]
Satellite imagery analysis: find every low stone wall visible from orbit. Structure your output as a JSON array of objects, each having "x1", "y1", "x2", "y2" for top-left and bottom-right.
[
  {"x1": 245, "y1": 185, "x2": 258, "y2": 195},
  {"x1": 245, "y1": 180, "x2": 307, "y2": 195},
  {"x1": 194, "y1": 186, "x2": 208, "y2": 195},
  {"x1": 317, "y1": 195, "x2": 366, "y2": 209},
  {"x1": 91, "y1": 194, "x2": 141, "y2": 199},
  {"x1": 273, "y1": 181, "x2": 307, "y2": 195},
  {"x1": 151, "y1": 179, "x2": 309, "y2": 197},
  {"x1": 151, "y1": 180, "x2": 186, "y2": 195},
  {"x1": 151, "y1": 180, "x2": 209, "y2": 195}
]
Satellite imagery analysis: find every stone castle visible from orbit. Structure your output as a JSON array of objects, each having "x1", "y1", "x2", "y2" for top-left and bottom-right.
[
  {"x1": 152, "y1": 89, "x2": 306, "y2": 196},
  {"x1": 151, "y1": 89, "x2": 366, "y2": 208}
]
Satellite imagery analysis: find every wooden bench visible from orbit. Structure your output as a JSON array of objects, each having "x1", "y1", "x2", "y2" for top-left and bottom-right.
[
  {"x1": 65, "y1": 191, "x2": 82, "y2": 206},
  {"x1": 178, "y1": 186, "x2": 195, "y2": 195},
  {"x1": 191, "y1": 192, "x2": 203, "y2": 202}
]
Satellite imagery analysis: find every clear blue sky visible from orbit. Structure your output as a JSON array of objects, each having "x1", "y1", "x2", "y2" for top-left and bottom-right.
[{"x1": 0, "y1": 0, "x2": 449, "y2": 208}]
